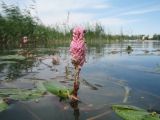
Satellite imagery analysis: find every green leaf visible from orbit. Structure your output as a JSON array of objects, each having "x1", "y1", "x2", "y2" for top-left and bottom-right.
[
  {"x1": 0, "y1": 89, "x2": 21, "y2": 97},
  {"x1": 0, "y1": 61, "x2": 17, "y2": 65},
  {"x1": 112, "y1": 105, "x2": 160, "y2": 120},
  {"x1": 35, "y1": 81, "x2": 46, "y2": 92},
  {"x1": 0, "y1": 55, "x2": 26, "y2": 61},
  {"x1": 0, "y1": 88, "x2": 44, "y2": 101},
  {"x1": 9, "y1": 90, "x2": 44, "y2": 101},
  {"x1": 43, "y1": 81, "x2": 73, "y2": 99},
  {"x1": 0, "y1": 99, "x2": 9, "y2": 112}
]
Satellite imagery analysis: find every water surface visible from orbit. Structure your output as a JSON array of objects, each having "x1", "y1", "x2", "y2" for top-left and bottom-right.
[{"x1": 0, "y1": 40, "x2": 160, "y2": 120}]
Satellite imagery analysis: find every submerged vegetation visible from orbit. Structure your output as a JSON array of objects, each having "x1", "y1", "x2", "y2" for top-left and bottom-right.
[
  {"x1": 0, "y1": 81, "x2": 73, "y2": 112},
  {"x1": 0, "y1": 100, "x2": 9, "y2": 112},
  {"x1": 1, "y1": 2, "x2": 160, "y2": 50}
]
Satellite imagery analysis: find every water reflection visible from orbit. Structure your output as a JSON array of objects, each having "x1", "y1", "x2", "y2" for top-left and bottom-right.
[
  {"x1": 0, "y1": 59, "x2": 36, "y2": 81},
  {"x1": 70, "y1": 100, "x2": 80, "y2": 120}
]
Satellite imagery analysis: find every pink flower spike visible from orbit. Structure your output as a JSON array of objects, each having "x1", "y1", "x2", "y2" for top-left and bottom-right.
[{"x1": 69, "y1": 26, "x2": 87, "y2": 68}]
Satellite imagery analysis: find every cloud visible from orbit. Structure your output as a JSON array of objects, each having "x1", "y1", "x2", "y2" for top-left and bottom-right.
[
  {"x1": 0, "y1": 0, "x2": 138, "y2": 28},
  {"x1": 39, "y1": 12, "x2": 95, "y2": 26},
  {"x1": 88, "y1": 17, "x2": 140, "y2": 34},
  {"x1": 92, "y1": 4, "x2": 110, "y2": 9},
  {"x1": 120, "y1": 5, "x2": 160, "y2": 16},
  {"x1": 35, "y1": 0, "x2": 139, "y2": 34},
  {"x1": 35, "y1": 0, "x2": 110, "y2": 25},
  {"x1": 36, "y1": 0, "x2": 110, "y2": 13},
  {"x1": 1, "y1": 0, "x2": 160, "y2": 35},
  {"x1": 96, "y1": 17, "x2": 139, "y2": 26}
]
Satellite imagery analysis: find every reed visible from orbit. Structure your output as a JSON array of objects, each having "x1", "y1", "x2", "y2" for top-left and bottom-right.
[{"x1": 0, "y1": 2, "x2": 159, "y2": 50}]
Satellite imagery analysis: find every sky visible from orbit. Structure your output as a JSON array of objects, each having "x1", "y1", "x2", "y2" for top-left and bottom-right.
[{"x1": 1, "y1": 0, "x2": 160, "y2": 35}]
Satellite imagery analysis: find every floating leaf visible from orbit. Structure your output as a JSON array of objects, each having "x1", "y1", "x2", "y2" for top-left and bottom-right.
[
  {"x1": 0, "y1": 81, "x2": 73, "y2": 102},
  {"x1": 43, "y1": 82, "x2": 73, "y2": 99},
  {"x1": 0, "y1": 99, "x2": 9, "y2": 112},
  {"x1": 0, "y1": 89, "x2": 21, "y2": 97},
  {"x1": 0, "y1": 61, "x2": 17, "y2": 65},
  {"x1": 112, "y1": 105, "x2": 160, "y2": 120},
  {"x1": 35, "y1": 81, "x2": 47, "y2": 92},
  {"x1": 155, "y1": 64, "x2": 160, "y2": 72},
  {"x1": 0, "y1": 88, "x2": 44, "y2": 101},
  {"x1": 9, "y1": 90, "x2": 44, "y2": 101},
  {"x1": 0, "y1": 55, "x2": 26, "y2": 61}
]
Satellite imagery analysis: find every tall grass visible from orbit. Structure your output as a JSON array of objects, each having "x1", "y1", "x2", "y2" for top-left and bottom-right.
[{"x1": 0, "y1": 2, "x2": 159, "y2": 50}]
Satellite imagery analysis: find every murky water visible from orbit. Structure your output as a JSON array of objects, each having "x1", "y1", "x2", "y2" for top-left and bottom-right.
[{"x1": 0, "y1": 40, "x2": 160, "y2": 120}]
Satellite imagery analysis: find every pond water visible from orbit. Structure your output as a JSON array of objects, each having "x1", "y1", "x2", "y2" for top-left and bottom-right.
[{"x1": 0, "y1": 40, "x2": 160, "y2": 120}]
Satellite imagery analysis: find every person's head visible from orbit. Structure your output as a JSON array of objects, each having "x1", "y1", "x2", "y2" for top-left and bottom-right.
[
  {"x1": 23, "y1": 36, "x2": 27, "y2": 40},
  {"x1": 22, "y1": 36, "x2": 28, "y2": 44}
]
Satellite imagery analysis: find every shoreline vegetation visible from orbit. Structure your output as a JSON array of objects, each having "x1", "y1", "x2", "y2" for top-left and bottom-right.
[{"x1": 0, "y1": 2, "x2": 160, "y2": 50}]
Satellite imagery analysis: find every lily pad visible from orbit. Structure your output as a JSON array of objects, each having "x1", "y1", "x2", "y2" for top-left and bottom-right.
[
  {"x1": 9, "y1": 90, "x2": 44, "y2": 101},
  {"x1": 0, "y1": 89, "x2": 21, "y2": 97},
  {"x1": 0, "y1": 88, "x2": 44, "y2": 101},
  {"x1": 0, "y1": 55, "x2": 26, "y2": 61},
  {"x1": 35, "y1": 81, "x2": 47, "y2": 92},
  {"x1": 0, "y1": 61, "x2": 17, "y2": 65},
  {"x1": 112, "y1": 104, "x2": 160, "y2": 120},
  {"x1": 155, "y1": 64, "x2": 160, "y2": 72},
  {"x1": 0, "y1": 81, "x2": 73, "y2": 103},
  {"x1": 0, "y1": 99, "x2": 9, "y2": 112}
]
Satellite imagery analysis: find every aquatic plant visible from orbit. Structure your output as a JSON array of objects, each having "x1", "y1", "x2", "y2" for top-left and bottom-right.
[
  {"x1": 0, "y1": 55, "x2": 26, "y2": 61},
  {"x1": 0, "y1": 88, "x2": 44, "y2": 101},
  {"x1": 126, "y1": 45, "x2": 133, "y2": 54},
  {"x1": 0, "y1": 81, "x2": 73, "y2": 112},
  {"x1": 0, "y1": 99, "x2": 9, "y2": 112},
  {"x1": 43, "y1": 81, "x2": 73, "y2": 100},
  {"x1": 0, "y1": 61, "x2": 17, "y2": 65},
  {"x1": 126, "y1": 45, "x2": 132, "y2": 51},
  {"x1": 112, "y1": 104, "x2": 160, "y2": 120}
]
